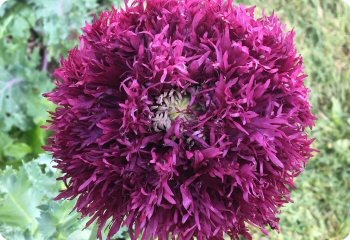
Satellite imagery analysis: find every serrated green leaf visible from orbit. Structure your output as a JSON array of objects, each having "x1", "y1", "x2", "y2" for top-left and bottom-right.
[
  {"x1": 0, "y1": 77, "x2": 29, "y2": 131},
  {"x1": 38, "y1": 200, "x2": 88, "y2": 240},
  {"x1": 0, "y1": 167, "x2": 41, "y2": 230},
  {"x1": 0, "y1": 154, "x2": 93, "y2": 240},
  {"x1": 0, "y1": 224, "x2": 27, "y2": 240},
  {"x1": 35, "y1": 153, "x2": 56, "y2": 173},
  {"x1": 0, "y1": 71, "x2": 53, "y2": 132},
  {"x1": 22, "y1": 160, "x2": 56, "y2": 197}
]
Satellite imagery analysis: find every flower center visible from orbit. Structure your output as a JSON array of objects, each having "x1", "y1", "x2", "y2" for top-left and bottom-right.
[{"x1": 151, "y1": 89, "x2": 190, "y2": 132}]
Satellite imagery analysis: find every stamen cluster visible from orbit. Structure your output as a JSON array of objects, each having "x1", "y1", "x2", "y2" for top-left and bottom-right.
[{"x1": 151, "y1": 89, "x2": 190, "y2": 132}]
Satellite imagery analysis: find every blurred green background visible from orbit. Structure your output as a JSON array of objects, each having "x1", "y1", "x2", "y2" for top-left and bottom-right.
[{"x1": 0, "y1": 0, "x2": 349, "y2": 239}]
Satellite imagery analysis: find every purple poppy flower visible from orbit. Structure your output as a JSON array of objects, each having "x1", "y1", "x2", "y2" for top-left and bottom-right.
[{"x1": 45, "y1": 0, "x2": 316, "y2": 239}]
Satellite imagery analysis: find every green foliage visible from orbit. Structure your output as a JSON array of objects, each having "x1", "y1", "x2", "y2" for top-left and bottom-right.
[
  {"x1": 0, "y1": 0, "x2": 118, "y2": 167},
  {"x1": 0, "y1": 0, "x2": 349, "y2": 239},
  {"x1": 0, "y1": 155, "x2": 89, "y2": 240},
  {"x1": 0, "y1": 165, "x2": 41, "y2": 230}
]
